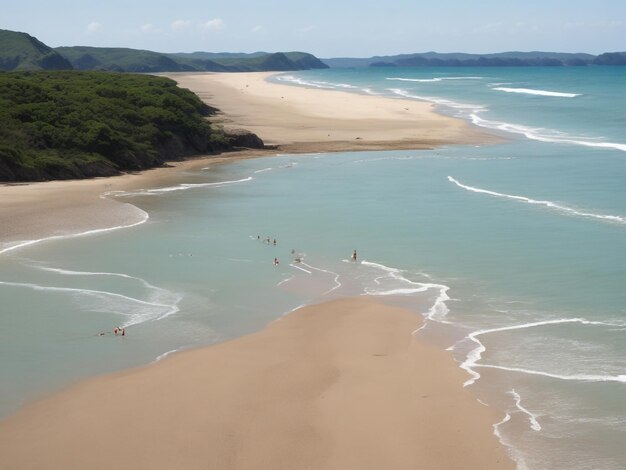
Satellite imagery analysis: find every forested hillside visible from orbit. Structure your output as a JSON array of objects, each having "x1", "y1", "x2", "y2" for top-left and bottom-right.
[{"x1": 0, "y1": 71, "x2": 232, "y2": 181}]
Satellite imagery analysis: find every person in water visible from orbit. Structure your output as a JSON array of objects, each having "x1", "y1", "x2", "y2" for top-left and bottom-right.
[
  {"x1": 273, "y1": 257, "x2": 280, "y2": 266},
  {"x1": 351, "y1": 250, "x2": 357, "y2": 262}
]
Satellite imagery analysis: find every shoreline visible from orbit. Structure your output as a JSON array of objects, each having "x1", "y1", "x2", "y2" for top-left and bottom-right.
[
  {"x1": 0, "y1": 72, "x2": 514, "y2": 467},
  {"x1": 0, "y1": 71, "x2": 496, "y2": 252},
  {"x1": 164, "y1": 71, "x2": 499, "y2": 154},
  {"x1": 0, "y1": 297, "x2": 514, "y2": 469}
]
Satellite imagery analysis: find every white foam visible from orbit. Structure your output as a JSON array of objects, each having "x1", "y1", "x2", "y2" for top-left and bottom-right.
[
  {"x1": 290, "y1": 263, "x2": 312, "y2": 274},
  {"x1": 478, "y1": 364, "x2": 626, "y2": 384},
  {"x1": 254, "y1": 167, "x2": 273, "y2": 173},
  {"x1": 0, "y1": 208, "x2": 149, "y2": 256},
  {"x1": 360, "y1": 260, "x2": 451, "y2": 328},
  {"x1": 386, "y1": 76, "x2": 484, "y2": 83},
  {"x1": 493, "y1": 87, "x2": 581, "y2": 98},
  {"x1": 493, "y1": 413, "x2": 530, "y2": 470},
  {"x1": 461, "y1": 317, "x2": 623, "y2": 387},
  {"x1": 113, "y1": 176, "x2": 254, "y2": 197},
  {"x1": 300, "y1": 262, "x2": 342, "y2": 295},
  {"x1": 469, "y1": 112, "x2": 626, "y2": 153},
  {"x1": 387, "y1": 88, "x2": 484, "y2": 111},
  {"x1": 277, "y1": 275, "x2": 294, "y2": 287},
  {"x1": 275, "y1": 75, "x2": 357, "y2": 90},
  {"x1": 387, "y1": 84, "x2": 626, "y2": 154},
  {"x1": 448, "y1": 176, "x2": 626, "y2": 224},
  {"x1": 0, "y1": 280, "x2": 180, "y2": 327},
  {"x1": 154, "y1": 348, "x2": 181, "y2": 362},
  {"x1": 509, "y1": 389, "x2": 541, "y2": 431}
]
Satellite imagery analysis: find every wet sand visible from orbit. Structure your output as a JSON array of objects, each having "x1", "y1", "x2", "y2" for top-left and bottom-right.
[{"x1": 0, "y1": 297, "x2": 513, "y2": 469}]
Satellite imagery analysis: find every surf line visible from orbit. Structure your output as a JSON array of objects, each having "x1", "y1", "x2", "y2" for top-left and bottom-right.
[
  {"x1": 448, "y1": 176, "x2": 626, "y2": 225},
  {"x1": 460, "y1": 317, "x2": 624, "y2": 387},
  {"x1": 0, "y1": 280, "x2": 180, "y2": 327},
  {"x1": 0, "y1": 210, "x2": 149, "y2": 256}
]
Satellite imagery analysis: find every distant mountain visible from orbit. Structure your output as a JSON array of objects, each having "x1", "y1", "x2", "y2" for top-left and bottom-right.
[
  {"x1": 56, "y1": 46, "x2": 202, "y2": 73},
  {"x1": 57, "y1": 46, "x2": 328, "y2": 72},
  {"x1": 0, "y1": 29, "x2": 72, "y2": 71},
  {"x1": 0, "y1": 29, "x2": 328, "y2": 73},
  {"x1": 322, "y1": 51, "x2": 602, "y2": 68},
  {"x1": 593, "y1": 52, "x2": 626, "y2": 65}
]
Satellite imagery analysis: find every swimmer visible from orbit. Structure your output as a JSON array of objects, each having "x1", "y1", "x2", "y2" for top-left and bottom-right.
[
  {"x1": 273, "y1": 257, "x2": 280, "y2": 266},
  {"x1": 351, "y1": 250, "x2": 357, "y2": 262}
]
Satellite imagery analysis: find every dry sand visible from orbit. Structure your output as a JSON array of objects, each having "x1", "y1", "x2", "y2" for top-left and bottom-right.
[
  {"x1": 0, "y1": 297, "x2": 513, "y2": 469},
  {"x1": 166, "y1": 71, "x2": 496, "y2": 153}
]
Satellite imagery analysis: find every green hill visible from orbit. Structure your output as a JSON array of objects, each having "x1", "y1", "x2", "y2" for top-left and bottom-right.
[
  {"x1": 0, "y1": 71, "x2": 233, "y2": 181},
  {"x1": 0, "y1": 28, "x2": 328, "y2": 73},
  {"x1": 0, "y1": 29, "x2": 72, "y2": 71},
  {"x1": 594, "y1": 52, "x2": 626, "y2": 65},
  {"x1": 57, "y1": 46, "x2": 328, "y2": 72},
  {"x1": 170, "y1": 51, "x2": 328, "y2": 71},
  {"x1": 55, "y1": 46, "x2": 203, "y2": 73}
]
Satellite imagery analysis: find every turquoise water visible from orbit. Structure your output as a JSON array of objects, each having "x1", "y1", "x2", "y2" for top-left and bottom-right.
[{"x1": 2, "y1": 67, "x2": 626, "y2": 469}]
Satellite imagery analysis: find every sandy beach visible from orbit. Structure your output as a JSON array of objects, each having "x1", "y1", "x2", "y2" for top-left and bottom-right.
[
  {"x1": 0, "y1": 73, "x2": 514, "y2": 468},
  {"x1": 165, "y1": 71, "x2": 494, "y2": 153},
  {"x1": 0, "y1": 297, "x2": 513, "y2": 469},
  {"x1": 0, "y1": 71, "x2": 494, "y2": 248}
]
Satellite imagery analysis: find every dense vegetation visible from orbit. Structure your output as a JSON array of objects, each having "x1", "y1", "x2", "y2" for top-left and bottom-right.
[
  {"x1": 0, "y1": 29, "x2": 71, "y2": 71},
  {"x1": 0, "y1": 71, "x2": 232, "y2": 181}
]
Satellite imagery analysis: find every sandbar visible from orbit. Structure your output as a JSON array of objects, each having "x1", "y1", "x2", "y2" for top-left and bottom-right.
[{"x1": 0, "y1": 297, "x2": 513, "y2": 469}]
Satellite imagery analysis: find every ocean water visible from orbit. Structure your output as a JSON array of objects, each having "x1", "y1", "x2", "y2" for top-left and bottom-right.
[{"x1": 1, "y1": 67, "x2": 626, "y2": 469}]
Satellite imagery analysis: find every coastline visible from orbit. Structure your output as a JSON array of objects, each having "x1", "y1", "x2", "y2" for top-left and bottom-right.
[
  {"x1": 0, "y1": 297, "x2": 514, "y2": 469},
  {"x1": 0, "y1": 72, "x2": 514, "y2": 468},
  {"x1": 0, "y1": 71, "x2": 496, "y2": 251},
  {"x1": 164, "y1": 71, "x2": 498, "y2": 153}
]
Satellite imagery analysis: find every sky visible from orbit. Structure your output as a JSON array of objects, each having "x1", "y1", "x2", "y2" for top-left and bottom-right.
[{"x1": 2, "y1": 0, "x2": 625, "y2": 57}]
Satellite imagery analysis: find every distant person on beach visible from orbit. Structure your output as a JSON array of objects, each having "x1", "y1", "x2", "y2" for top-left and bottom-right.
[{"x1": 351, "y1": 250, "x2": 357, "y2": 262}]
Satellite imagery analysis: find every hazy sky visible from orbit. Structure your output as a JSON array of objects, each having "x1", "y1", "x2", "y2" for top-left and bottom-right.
[{"x1": 3, "y1": 0, "x2": 625, "y2": 57}]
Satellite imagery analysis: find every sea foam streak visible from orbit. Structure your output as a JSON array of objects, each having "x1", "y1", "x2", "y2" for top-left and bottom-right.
[
  {"x1": 360, "y1": 260, "x2": 451, "y2": 328},
  {"x1": 493, "y1": 87, "x2": 581, "y2": 98},
  {"x1": 469, "y1": 112, "x2": 626, "y2": 153},
  {"x1": 0, "y1": 207, "x2": 149, "y2": 256},
  {"x1": 0, "y1": 280, "x2": 181, "y2": 327},
  {"x1": 386, "y1": 76, "x2": 484, "y2": 83},
  {"x1": 108, "y1": 177, "x2": 253, "y2": 197},
  {"x1": 461, "y1": 318, "x2": 625, "y2": 387},
  {"x1": 448, "y1": 176, "x2": 626, "y2": 224},
  {"x1": 387, "y1": 86, "x2": 626, "y2": 153},
  {"x1": 493, "y1": 413, "x2": 530, "y2": 470},
  {"x1": 509, "y1": 389, "x2": 541, "y2": 431},
  {"x1": 32, "y1": 265, "x2": 181, "y2": 318}
]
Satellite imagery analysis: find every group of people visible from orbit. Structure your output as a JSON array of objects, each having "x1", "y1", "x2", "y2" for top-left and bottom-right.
[
  {"x1": 258, "y1": 235, "x2": 277, "y2": 246},
  {"x1": 97, "y1": 326, "x2": 126, "y2": 337},
  {"x1": 257, "y1": 234, "x2": 357, "y2": 266}
]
